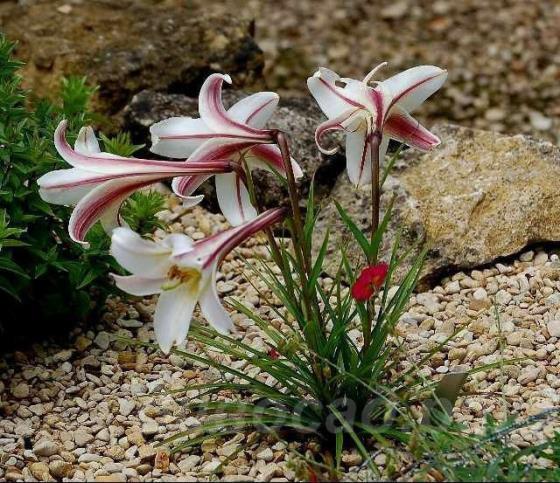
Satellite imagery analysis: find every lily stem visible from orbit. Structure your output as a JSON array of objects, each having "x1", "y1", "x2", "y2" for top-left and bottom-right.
[
  {"x1": 241, "y1": 158, "x2": 285, "y2": 272},
  {"x1": 274, "y1": 131, "x2": 324, "y2": 380},
  {"x1": 370, "y1": 130, "x2": 382, "y2": 247},
  {"x1": 363, "y1": 131, "x2": 382, "y2": 354},
  {"x1": 274, "y1": 131, "x2": 311, "y2": 276}
]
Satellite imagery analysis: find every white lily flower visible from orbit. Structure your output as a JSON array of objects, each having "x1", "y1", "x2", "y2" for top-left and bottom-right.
[
  {"x1": 110, "y1": 207, "x2": 286, "y2": 354},
  {"x1": 38, "y1": 121, "x2": 233, "y2": 244},
  {"x1": 307, "y1": 63, "x2": 447, "y2": 186},
  {"x1": 150, "y1": 73, "x2": 302, "y2": 226}
]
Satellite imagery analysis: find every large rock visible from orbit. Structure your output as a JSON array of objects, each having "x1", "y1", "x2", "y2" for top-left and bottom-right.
[
  {"x1": 123, "y1": 89, "x2": 344, "y2": 210},
  {"x1": 315, "y1": 124, "x2": 560, "y2": 285},
  {"x1": 0, "y1": 0, "x2": 264, "y2": 114}
]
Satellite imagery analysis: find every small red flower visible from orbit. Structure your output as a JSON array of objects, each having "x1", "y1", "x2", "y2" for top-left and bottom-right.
[
  {"x1": 351, "y1": 262, "x2": 389, "y2": 302},
  {"x1": 268, "y1": 348, "x2": 280, "y2": 359}
]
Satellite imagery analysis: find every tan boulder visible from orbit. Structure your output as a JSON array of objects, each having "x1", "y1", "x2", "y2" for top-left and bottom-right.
[{"x1": 315, "y1": 124, "x2": 560, "y2": 285}]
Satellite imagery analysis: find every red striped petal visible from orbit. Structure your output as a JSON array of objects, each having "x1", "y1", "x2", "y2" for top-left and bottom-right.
[
  {"x1": 174, "y1": 208, "x2": 287, "y2": 269},
  {"x1": 315, "y1": 108, "x2": 363, "y2": 155},
  {"x1": 198, "y1": 74, "x2": 272, "y2": 140},
  {"x1": 69, "y1": 175, "x2": 162, "y2": 244},
  {"x1": 384, "y1": 109, "x2": 440, "y2": 151},
  {"x1": 55, "y1": 121, "x2": 231, "y2": 174}
]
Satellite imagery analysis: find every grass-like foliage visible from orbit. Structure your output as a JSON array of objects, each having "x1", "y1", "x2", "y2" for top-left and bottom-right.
[
  {"x1": 145, "y1": 168, "x2": 451, "y2": 473},
  {"x1": 404, "y1": 412, "x2": 560, "y2": 482},
  {"x1": 128, "y1": 137, "x2": 560, "y2": 477},
  {"x1": 0, "y1": 36, "x2": 163, "y2": 341}
]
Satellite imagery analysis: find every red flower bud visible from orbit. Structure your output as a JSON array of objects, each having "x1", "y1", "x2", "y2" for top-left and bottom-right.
[{"x1": 351, "y1": 262, "x2": 388, "y2": 302}]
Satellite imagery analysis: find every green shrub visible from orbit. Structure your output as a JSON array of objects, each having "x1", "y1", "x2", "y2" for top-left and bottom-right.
[{"x1": 0, "y1": 36, "x2": 164, "y2": 344}]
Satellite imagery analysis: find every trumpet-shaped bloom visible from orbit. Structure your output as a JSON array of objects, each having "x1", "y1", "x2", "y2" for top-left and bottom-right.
[
  {"x1": 150, "y1": 73, "x2": 302, "y2": 226},
  {"x1": 110, "y1": 207, "x2": 286, "y2": 353},
  {"x1": 38, "y1": 121, "x2": 233, "y2": 244},
  {"x1": 307, "y1": 64, "x2": 447, "y2": 186}
]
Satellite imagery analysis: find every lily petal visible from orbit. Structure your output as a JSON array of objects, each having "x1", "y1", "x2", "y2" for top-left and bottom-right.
[
  {"x1": 74, "y1": 126, "x2": 101, "y2": 154},
  {"x1": 215, "y1": 172, "x2": 257, "y2": 226},
  {"x1": 110, "y1": 227, "x2": 174, "y2": 276},
  {"x1": 55, "y1": 121, "x2": 229, "y2": 174},
  {"x1": 198, "y1": 271, "x2": 233, "y2": 333},
  {"x1": 38, "y1": 168, "x2": 104, "y2": 206},
  {"x1": 346, "y1": 128, "x2": 371, "y2": 187},
  {"x1": 162, "y1": 233, "x2": 195, "y2": 257},
  {"x1": 198, "y1": 74, "x2": 271, "y2": 140},
  {"x1": 382, "y1": 65, "x2": 447, "y2": 113},
  {"x1": 67, "y1": 157, "x2": 233, "y2": 244},
  {"x1": 384, "y1": 109, "x2": 440, "y2": 151},
  {"x1": 227, "y1": 92, "x2": 279, "y2": 128},
  {"x1": 315, "y1": 108, "x2": 363, "y2": 155},
  {"x1": 171, "y1": 175, "x2": 207, "y2": 207},
  {"x1": 68, "y1": 174, "x2": 164, "y2": 244},
  {"x1": 111, "y1": 274, "x2": 166, "y2": 296},
  {"x1": 246, "y1": 144, "x2": 303, "y2": 179},
  {"x1": 154, "y1": 284, "x2": 197, "y2": 354},
  {"x1": 150, "y1": 117, "x2": 210, "y2": 158},
  {"x1": 307, "y1": 69, "x2": 365, "y2": 119}
]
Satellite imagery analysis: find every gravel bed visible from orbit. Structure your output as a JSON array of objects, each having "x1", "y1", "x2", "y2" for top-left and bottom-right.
[{"x1": 1, "y1": 199, "x2": 560, "y2": 481}]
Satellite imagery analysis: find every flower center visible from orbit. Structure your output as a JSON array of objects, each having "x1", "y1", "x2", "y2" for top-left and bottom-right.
[{"x1": 163, "y1": 266, "x2": 201, "y2": 292}]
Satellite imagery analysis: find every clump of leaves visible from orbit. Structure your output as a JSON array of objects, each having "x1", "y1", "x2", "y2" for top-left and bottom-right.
[
  {"x1": 121, "y1": 190, "x2": 166, "y2": 234},
  {"x1": 127, "y1": 177, "x2": 469, "y2": 475},
  {"x1": 0, "y1": 36, "x2": 163, "y2": 344},
  {"x1": 99, "y1": 131, "x2": 144, "y2": 158}
]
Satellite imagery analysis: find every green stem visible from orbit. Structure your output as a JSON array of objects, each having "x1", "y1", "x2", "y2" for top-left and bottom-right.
[{"x1": 362, "y1": 300, "x2": 375, "y2": 354}]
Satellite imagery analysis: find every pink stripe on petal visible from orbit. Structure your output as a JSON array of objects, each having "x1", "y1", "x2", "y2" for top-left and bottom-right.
[
  {"x1": 315, "y1": 109, "x2": 362, "y2": 155},
  {"x1": 346, "y1": 129, "x2": 372, "y2": 187},
  {"x1": 317, "y1": 78, "x2": 365, "y2": 110},
  {"x1": 248, "y1": 144, "x2": 285, "y2": 173},
  {"x1": 74, "y1": 126, "x2": 101, "y2": 155},
  {"x1": 384, "y1": 110, "x2": 440, "y2": 151},
  {"x1": 358, "y1": 135, "x2": 370, "y2": 185},
  {"x1": 69, "y1": 174, "x2": 166, "y2": 243},
  {"x1": 245, "y1": 98, "x2": 276, "y2": 126},
  {"x1": 198, "y1": 74, "x2": 272, "y2": 139},
  {"x1": 226, "y1": 91, "x2": 279, "y2": 128},
  {"x1": 383, "y1": 66, "x2": 447, "y2": 114},
  {"x1": 194, "y1": 207, "x2": 287, "y2": 268},
  {"x1": 369, "y1": 89, "x2": 386, "y2": 130},
  {"x1": 55, "y1": 121, "x2": 232, "y2": 174},
  {"x1": 215, "y1": 173, "x2": 257, "y2": 226}
]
